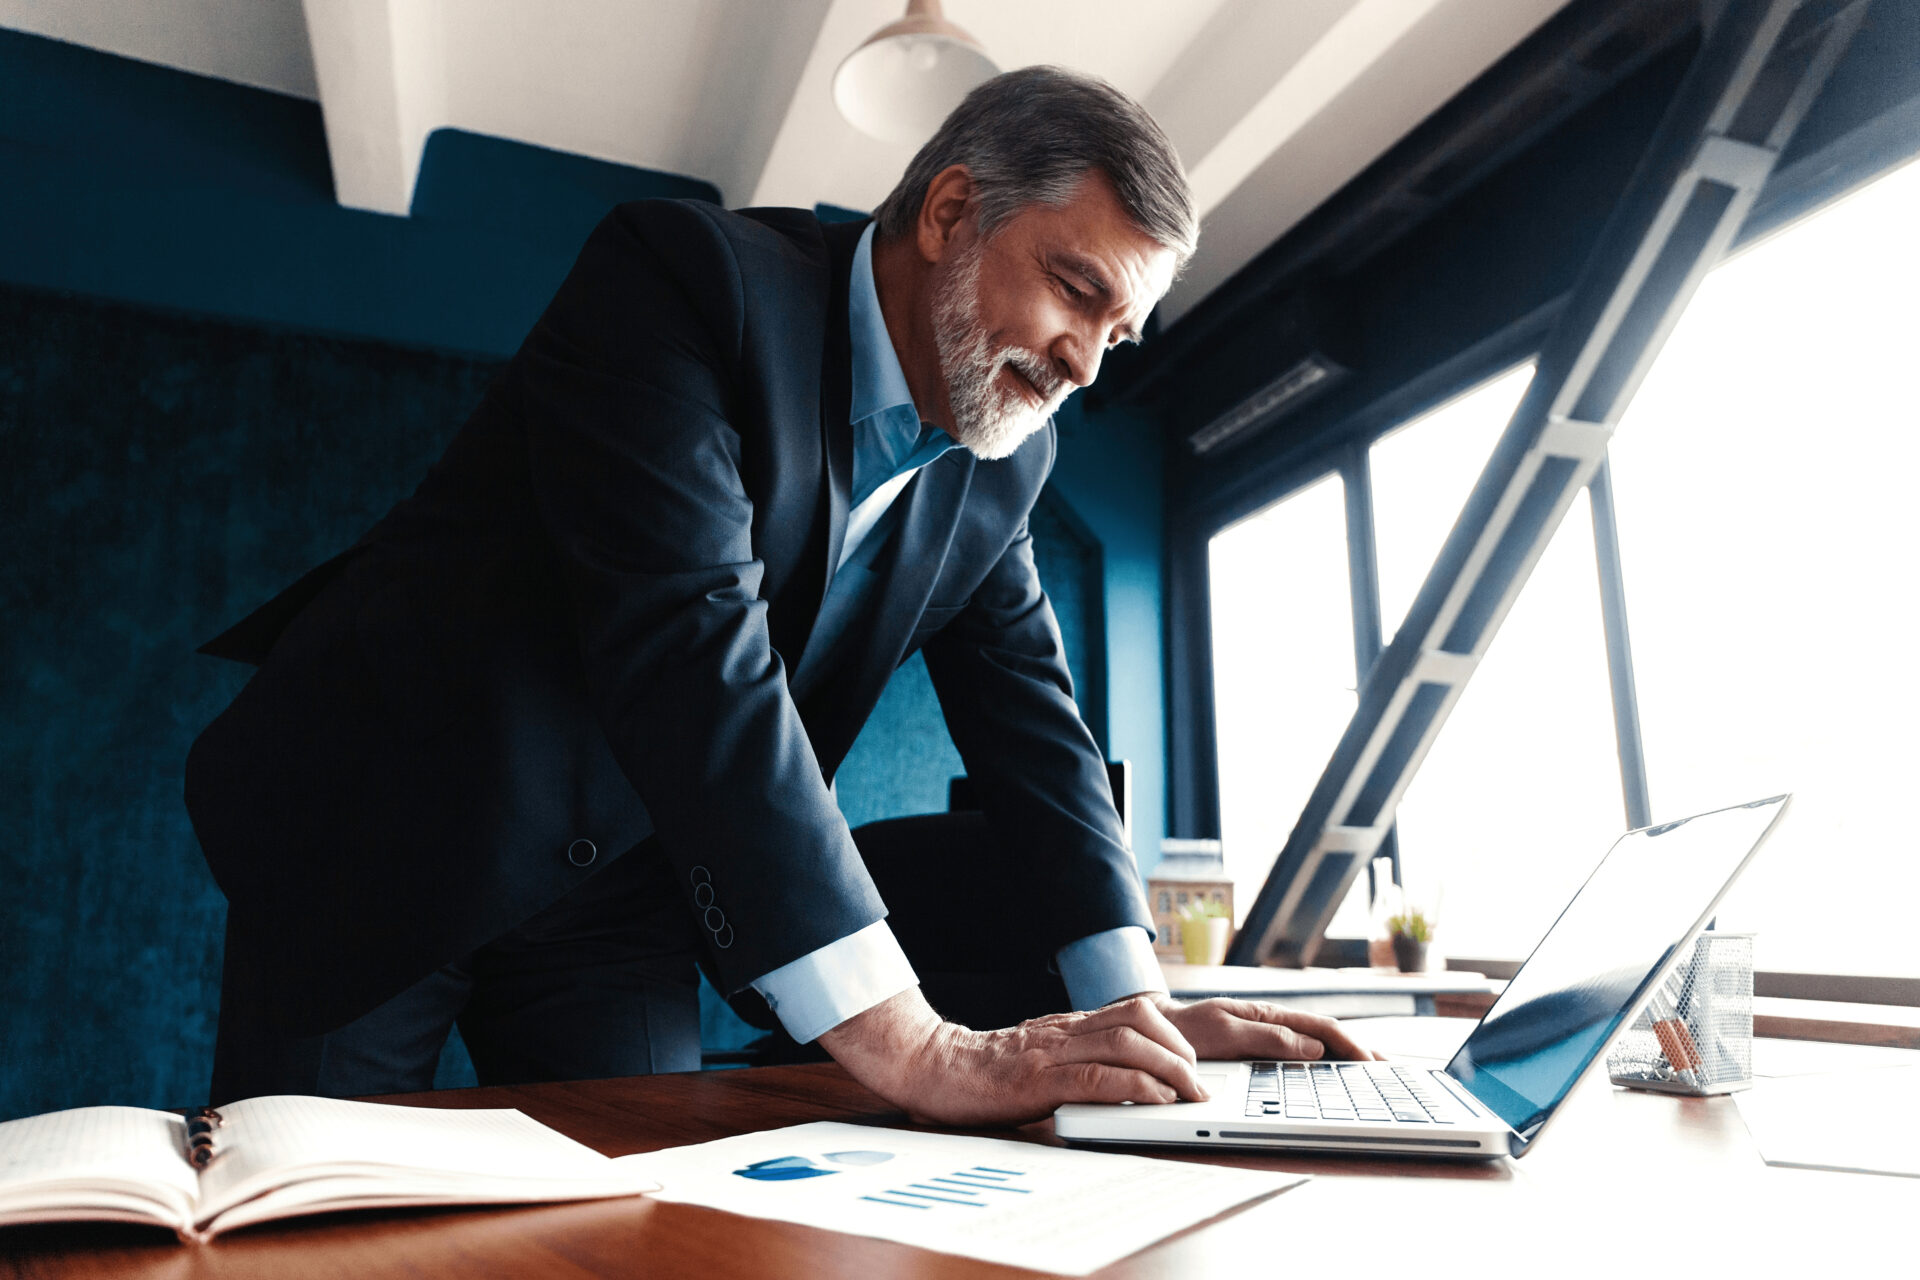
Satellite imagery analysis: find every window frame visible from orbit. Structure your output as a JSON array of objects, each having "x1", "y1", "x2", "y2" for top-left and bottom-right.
[
  {"x1": 1171, "y1": 321, "x2": 1547, "y2": 845},
  {"x1": 1161, "y1": 0, "x2": 1920, "y2": 1007},
  {"x1": 1173, "y1": 319, "x2": 1899, "y2": 1004}
]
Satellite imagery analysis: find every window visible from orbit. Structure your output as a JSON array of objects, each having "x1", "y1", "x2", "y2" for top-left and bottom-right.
[
  {"x1": 1208, "y1": 472, "x2": 1363, "y2": 926},
  {"x1": 1369, "y1": 366, "x2": 1626, "y2": 960},
  {"x1": 1370, "y1": 366, "x2": 1532, "y2": 645},
  {"x1": 1388, "y1": 487, "x2": 1627, "y2": 959},
  {"x1": 1196, "y1": 157, "x2": 1920, "y2": 981},
  {"x1": 1607, "y1": 157, "x2": 1920, "y2": 978}
]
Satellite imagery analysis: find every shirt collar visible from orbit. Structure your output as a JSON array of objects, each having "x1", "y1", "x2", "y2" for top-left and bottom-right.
[{"x1": 847, "y1": 223, "x2": 918, "y2": 427}]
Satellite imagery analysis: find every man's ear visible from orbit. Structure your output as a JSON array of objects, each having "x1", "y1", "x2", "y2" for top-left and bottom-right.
[{"x1": 916, "y1": 164, "x2": 976, "y2": 264}]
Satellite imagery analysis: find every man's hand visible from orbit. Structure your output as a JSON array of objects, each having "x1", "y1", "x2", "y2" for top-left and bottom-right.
[
  {"x1": 1147, "y1": 994, "x2": 1384, "y2": 1063},
  {"x1": 818, "y1": 988, "x2": 1209, "y2": 1127}
]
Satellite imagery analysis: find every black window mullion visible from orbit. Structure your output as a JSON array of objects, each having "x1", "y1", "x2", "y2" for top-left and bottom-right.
[
  {"x1": 1588, "y1": 453, "x2": 1654, "y2": 829},
  {"x1": 1343, "y1": 442, "x2": 1385, "y2": 679},
  {"x1": 1342, "y1": 443, "x2": 1402, "y2": 897},
  {"x1": 1167, "y1": 509, "x2": 1221, "y2": 840}
]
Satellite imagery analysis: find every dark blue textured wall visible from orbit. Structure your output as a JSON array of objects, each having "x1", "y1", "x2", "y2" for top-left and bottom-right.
[
  {"x1": 0, "y1": 27, "x2": 1143, "y2": 1117},
  {"x1": 0, "y1": 282, "x2": 498, "y2": 1118}
]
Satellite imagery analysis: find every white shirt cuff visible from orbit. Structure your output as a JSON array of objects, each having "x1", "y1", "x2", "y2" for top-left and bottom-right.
[
  {"x1": 1056, "y1": 926, "x2": 1168, "y2": 1011},
  {"x1": 750, "y1": 920, "x2": 920, "y2": 1045}
]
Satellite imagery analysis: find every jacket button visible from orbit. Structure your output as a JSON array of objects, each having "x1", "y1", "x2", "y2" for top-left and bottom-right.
[{"x1": 567, "y1": 839, "x2": 598, "y2": 867}]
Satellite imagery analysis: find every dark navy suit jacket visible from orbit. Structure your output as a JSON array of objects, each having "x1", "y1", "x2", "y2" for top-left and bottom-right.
[{"x1": 185, "y1": 201, "x2": 1150, "y2": 1036}]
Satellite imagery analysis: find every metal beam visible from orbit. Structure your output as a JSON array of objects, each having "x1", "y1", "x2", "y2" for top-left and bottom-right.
[
  {"x1": 1229, "y1": 0, "x2": 1869, "y2": 968},
  {"x1": 301, "y1": 0, "x2": 445, "y2": 216}
]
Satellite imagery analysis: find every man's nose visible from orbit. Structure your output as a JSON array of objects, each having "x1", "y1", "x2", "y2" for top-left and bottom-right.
[{"x1": 1054, "y1": 329, "x2": 1104, "y2": 389}]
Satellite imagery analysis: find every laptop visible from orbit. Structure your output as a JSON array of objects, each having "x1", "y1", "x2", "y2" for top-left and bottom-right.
[{"x1": 1056, "y1": 795, "x2": 1791, "y2": 1160}]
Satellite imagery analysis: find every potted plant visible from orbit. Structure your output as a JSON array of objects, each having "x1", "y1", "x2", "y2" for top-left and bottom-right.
[
  {"x1": 1386, "y1": 907, "x2": 1435, "y2": 973},
  {"x1": 1178, "y1": 897, "x2": 1232, "y2": 966}
]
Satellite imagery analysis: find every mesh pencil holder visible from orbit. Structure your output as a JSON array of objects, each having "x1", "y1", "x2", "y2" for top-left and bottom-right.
[{"x1": 1607, "y1": 931, "x2": 1755, "y2": 1096}]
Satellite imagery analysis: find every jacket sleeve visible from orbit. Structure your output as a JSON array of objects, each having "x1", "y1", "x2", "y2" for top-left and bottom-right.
[
  {"x1": 918, "y1": 448, "x2": 1157, "y2": 950},
  {"x1": 511, "y1": 199, "x2": 884, "y2": 995}
]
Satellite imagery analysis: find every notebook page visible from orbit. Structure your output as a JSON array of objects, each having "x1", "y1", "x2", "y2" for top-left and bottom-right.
[
  {"x1": 0, "y1": 1106, "x2": 197, "y2": 1228},
  {"x1": 195, "y1": 1096, "x2": 651, "y2": 1223},
  {"x1": 204, "y1": 1166, "x2": 663, "y2": 1237}
]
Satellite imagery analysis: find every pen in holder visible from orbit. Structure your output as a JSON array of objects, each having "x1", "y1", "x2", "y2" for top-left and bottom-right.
[{"x1": 1608, "y1": 932, "x2": 1755, "y2": 1096}]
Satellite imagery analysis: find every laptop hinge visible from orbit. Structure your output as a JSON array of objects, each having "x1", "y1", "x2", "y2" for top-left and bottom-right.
[{"x1": 1435, "y1": 1068, "x2": 1501, "y2": 1127}]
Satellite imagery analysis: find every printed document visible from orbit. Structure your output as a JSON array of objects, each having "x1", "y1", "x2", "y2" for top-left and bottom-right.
[
  {"x1": 613, "y1": 1120, "x2": 1305, "y2": 1274},
  {"x1": 1734, "y1": 1064, "x2": 1920, "y2": 1178}
]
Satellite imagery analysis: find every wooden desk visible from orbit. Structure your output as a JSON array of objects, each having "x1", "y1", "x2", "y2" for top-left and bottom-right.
[{"x1": 4, "y1": 1036, "x2": 1909, "y2": 1277}]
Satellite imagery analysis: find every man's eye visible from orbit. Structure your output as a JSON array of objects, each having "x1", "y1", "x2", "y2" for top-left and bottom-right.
[{"x1": 1054, "y1": 275, "x2": 1084, "y2": 301}]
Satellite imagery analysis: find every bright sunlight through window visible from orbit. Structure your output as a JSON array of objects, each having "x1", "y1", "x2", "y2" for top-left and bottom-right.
[
  {"x1": 1608, "y1": 157, "x2": 1920, "y2": 977},
  {"x1": 1207, "y1": 155, "x2": 1920, "y2": 976},
  {"x1": 1209, "y1": 473, "x2": 1354, "y2": 925},
  {"x1": 1374, "y1": 368, "x2": 1629, "y2": 962}
]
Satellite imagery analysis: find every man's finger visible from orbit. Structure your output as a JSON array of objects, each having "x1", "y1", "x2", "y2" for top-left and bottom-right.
[
  {"x1": 1052, "y1": 1024, "x2": 1208, "y2": 1101},
  {"x1": 1072, "y1": 996, "x2": 1198, "y2": 1066},
  {"x1": 1224, "y1": 1000, "x2": 1381, "y2": 1060},
  {"x1": 1215, "y1": 1017, "x2": 1325, "y2": 1061},
  {"x1": 1046, "y1": 1061, "x2": 1180, "y2": 1107}
]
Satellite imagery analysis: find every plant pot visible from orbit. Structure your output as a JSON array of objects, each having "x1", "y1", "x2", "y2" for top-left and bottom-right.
[
  {"x1": 1181, "y1": 915, "x2": 1232, "y2": 966},
  {"x1": 1391, "y1": 934, "x2": 1430, "y2": 974}
]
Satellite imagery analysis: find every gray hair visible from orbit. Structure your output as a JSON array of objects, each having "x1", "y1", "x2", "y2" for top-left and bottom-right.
[{"x1": 872, "y1": 66, "x2": 1196, "y2": 264}]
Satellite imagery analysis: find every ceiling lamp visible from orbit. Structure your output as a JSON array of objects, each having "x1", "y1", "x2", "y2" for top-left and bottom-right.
[{"x1": 832, "y1": 0, "x2": 1000, "y2": 145}]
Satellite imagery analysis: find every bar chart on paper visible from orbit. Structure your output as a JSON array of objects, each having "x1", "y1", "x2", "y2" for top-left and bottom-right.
[
  {"x1": 861, "y1": 1162, "x2": 1033, "y2": 1209},
  {"x1": 616, "y1": 1121, "x2": 1306, "y2": 1274}
]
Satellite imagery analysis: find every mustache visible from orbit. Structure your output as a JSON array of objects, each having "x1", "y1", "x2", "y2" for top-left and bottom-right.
[{"x1": 1000, "y1": 347, "x2": 1065, "y2": 403}]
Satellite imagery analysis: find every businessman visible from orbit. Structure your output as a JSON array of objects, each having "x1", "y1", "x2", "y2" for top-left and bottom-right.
[{"x1": 188, "y1": 67, "x2": 1376, "y2": 1126}]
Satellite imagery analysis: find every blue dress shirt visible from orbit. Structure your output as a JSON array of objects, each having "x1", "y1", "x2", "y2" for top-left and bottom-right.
[{"x1": 750, "y1": 225, "x2": 1165, "y2": 1044}]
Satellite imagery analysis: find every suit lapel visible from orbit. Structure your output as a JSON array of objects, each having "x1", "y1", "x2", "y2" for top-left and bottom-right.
[
  {"x1": 809, "y1": 447, "x2": 976, "y2": 768},
  {"x1": 863, "y1": 448, "x2": 975, "y2": 655},
  {"x1": 813, "y1": 214, "x2": 974, "y2": 670},
  {"x1": 764, "y1": 217, "x2": 862, "y2": 671},
  {"x1": 786, "y1": 215, "x2": 980, "y2": 766},
  {"x1": 816, "y1": 219, "x2": 862, "y2": 609}
]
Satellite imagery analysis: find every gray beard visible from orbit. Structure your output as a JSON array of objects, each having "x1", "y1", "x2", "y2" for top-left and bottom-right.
[{"x1": 931, "y1": 242, "x2": 1069, "y2": 461}]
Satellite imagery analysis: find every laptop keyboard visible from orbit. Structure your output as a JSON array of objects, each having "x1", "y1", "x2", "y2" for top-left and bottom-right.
[{"x1": 1246, "y1": 1061, "x2": 1475, "y2": 1124}]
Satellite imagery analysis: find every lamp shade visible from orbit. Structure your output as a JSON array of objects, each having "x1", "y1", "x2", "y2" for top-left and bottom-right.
[{"x1": 832, "y1": 0, "x2": 999, "y2": 145}]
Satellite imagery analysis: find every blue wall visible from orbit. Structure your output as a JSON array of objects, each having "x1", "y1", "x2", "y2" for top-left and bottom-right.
[
  {"x1": 0, "y1": 28, "x2": 717, "y2": 357},
  {"x1": 0, "y1": 282, "x2": 503, "y2": 1116},
  {"x1": 1051, "y1": 393, "x2": 1168, "y2": 875},
  {"x1": 0, "y1": 27, "x2": 1167, "y2": 1115}
]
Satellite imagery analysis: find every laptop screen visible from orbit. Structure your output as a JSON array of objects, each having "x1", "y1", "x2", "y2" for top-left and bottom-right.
[{"x1": 1443, "y1": 796, "x2": 1787, "y2": 1139}]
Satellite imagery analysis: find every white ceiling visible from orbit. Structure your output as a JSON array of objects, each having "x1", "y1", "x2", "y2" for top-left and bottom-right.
[{"x1": 2, "y1": 0, "x2": 1571, "y2": 321}]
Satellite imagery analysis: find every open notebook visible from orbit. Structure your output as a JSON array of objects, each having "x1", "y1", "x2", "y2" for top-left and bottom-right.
[{"x1": 0, "y1": 1095, "x2": 660, "y2": 1241}]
